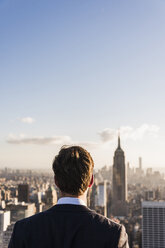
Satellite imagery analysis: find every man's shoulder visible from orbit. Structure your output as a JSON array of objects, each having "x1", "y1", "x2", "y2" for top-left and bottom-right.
[
  {"x1": 9, "y1": 209, "x2": 54, "y2": 247},
  {"x1": 16, "y1": 208, "x2": 52, "y2": 226},
  {"x1": 89, "y1": 211, "x2": 129, "y2": 247},
  {"x1": 85, "y1": 209, "x2": 128, "y2": 247},
  {"x1": 88, "y1": 209, "x2": 122, "y2": 232},
  {"x1": 12, "y1": 208, "x2": 52, "y2": 241}
]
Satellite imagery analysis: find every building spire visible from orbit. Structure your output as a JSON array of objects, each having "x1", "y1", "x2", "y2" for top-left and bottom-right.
[{"x1": 118, "y1": 132, "x2": 121, "y2": 149}]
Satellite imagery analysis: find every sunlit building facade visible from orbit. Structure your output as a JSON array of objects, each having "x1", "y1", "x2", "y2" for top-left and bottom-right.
[{"x1": 142, "y1": 201, "x2": 165, "y2": 248}]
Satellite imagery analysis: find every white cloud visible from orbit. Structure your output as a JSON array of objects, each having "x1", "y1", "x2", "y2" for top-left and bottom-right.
[
  {"x1": 98, "y1": 124, "x2": 160, "y2": 143},
  {"x1": 21, "y1": 117, "x2": 35, "y2": 124},
  {"x1": 7, "y1": 134, "x2": 71, "y2": 145},
  {"x1": 7, "y1": 134, "x2": 99, "y2": 149},
  {"x1": 7, "y1": 124, "x2": 159, "y2": 147},
  {"x1": 98, "y1": 128, "x2": 117, "y2": 142}
]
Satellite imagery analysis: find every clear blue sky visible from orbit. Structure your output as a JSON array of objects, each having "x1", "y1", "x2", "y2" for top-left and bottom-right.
[{"x1": 1, "y1": 0, "x2": 165, "y2": 169}]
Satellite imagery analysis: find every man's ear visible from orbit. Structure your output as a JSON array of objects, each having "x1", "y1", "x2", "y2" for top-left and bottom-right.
[{"x1": 88, "y1": 174, "x2": 94, "y2": 188}]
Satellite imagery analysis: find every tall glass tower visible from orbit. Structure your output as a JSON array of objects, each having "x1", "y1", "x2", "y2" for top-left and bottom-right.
[{"x1": 142, "y1": 201, "x2": 165, "y2": 248}]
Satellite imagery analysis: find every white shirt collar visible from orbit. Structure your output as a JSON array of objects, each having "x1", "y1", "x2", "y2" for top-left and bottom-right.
[{"x1": 57, "y1": 197, "x2": 86, "y2": 206}]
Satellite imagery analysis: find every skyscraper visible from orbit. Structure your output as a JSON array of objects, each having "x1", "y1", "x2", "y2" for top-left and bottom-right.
[
  {"x1": 139, "y1": 157, "x2": 142, "y2": 170},
  {"x1": 44, "y1": 185, "x2": 57, "y2": 210},
  {"x1": 96, "y1": 181, "x2": 107, "y2": 216},
  {"x1": 142, "y1": 201, "x2": 165, "y2": 248},
  {"x1": 0, "y1": 211, "x2": 10, "y2": 232},
  {"x1": 112, "y1": 136, "x2": 127, "y2": 216},
  {"x1": 18, "y1": 184, "x2": 29, "y2": 203},
  {"x1": 97, "y1": 181, "x2": 107, "y2": 208}
]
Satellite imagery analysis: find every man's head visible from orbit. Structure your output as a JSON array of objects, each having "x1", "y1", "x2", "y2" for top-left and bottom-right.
[{"x1": 52, "y1": 146, "x2": 94, "y2": 196}]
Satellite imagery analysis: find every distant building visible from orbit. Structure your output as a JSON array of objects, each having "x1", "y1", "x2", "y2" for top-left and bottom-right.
[
  {"x1": 0, "y1": 200, "x2": 6, "y2": 210},
  {"x1": 6, "y1": 202, "x2": 36, "y2": 222},
  {"x1": 142, "y1": 201, "x2": 165, "y2": 248},
  {"x1": 97, "y1": 181, "x2": 107, "y2": 207},
  {"x1": 89, "y1": 179, "x2": 98, "y2": 210},
  {"x1": 2, "y1": 223, "x2": 14, "y2": 248},
  {"x1": 135, "y1": 157, "x2": 144, "y2": 177},
  {"x1": 139, "y1": 157, "x2": 142, "y2": 170},
  {"x1": 112, "y1": 136, "x2": 127, "y2": 216},
  {"x1": 0, "y1": 211, "x2": 10, "y2": 232},
  {"x1": 145, "y1": 191, "x2": 155, "y2": 201},
  {"x1": 18, "y1": 184, "x2": 29, "y2": 203},
  {"x1": 96, "y1": 181, "x2": 107, "y2": 216},
  {"x1": 146, "y1": 168, "x2": 152, "y2": 176},
  {"x1": 44, "y1": 185, "x2": 57, "y2": 209}
]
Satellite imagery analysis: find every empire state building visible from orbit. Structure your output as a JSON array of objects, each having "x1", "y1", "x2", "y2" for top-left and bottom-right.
[{"x1": 112, "y1": 136, "x2": 127, "y2": 204}]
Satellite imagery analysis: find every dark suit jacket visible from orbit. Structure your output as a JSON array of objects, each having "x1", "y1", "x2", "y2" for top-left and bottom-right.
[{"x1": 9, "y1": 204, "x2": 129, "y2": 248}]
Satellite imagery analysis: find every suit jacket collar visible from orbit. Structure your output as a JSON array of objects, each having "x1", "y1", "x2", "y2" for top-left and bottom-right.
[{"x1": 49, "y1": 204, "x2": 92, "y2": 212}]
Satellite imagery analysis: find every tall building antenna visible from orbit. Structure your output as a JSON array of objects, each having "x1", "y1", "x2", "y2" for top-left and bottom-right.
[
  {"x1": 118, "y1": 129, "x2": 121, "y2": 149},
  {"x1": 139, "y1": 157, "x2": 142, "y2": 170}
]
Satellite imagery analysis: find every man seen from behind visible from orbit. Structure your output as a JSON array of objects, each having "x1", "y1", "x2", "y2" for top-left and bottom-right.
[{"x1": 9, "y1": 145, "x2": 129, "y2": 248}]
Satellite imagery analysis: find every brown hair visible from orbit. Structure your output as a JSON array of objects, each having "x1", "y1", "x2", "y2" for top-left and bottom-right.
[{"x1": 52, "y1": 146, "x2": 94, "y2": 195}]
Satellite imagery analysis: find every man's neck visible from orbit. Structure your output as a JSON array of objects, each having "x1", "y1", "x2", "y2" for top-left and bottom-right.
[{"x1": 60, "y1": 191, "x2": 87, "y2": 204}]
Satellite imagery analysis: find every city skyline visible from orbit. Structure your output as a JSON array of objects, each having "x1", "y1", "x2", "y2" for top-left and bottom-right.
[{"x1": 1, "y1": 0, "x2": 165, "y2": 169}]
